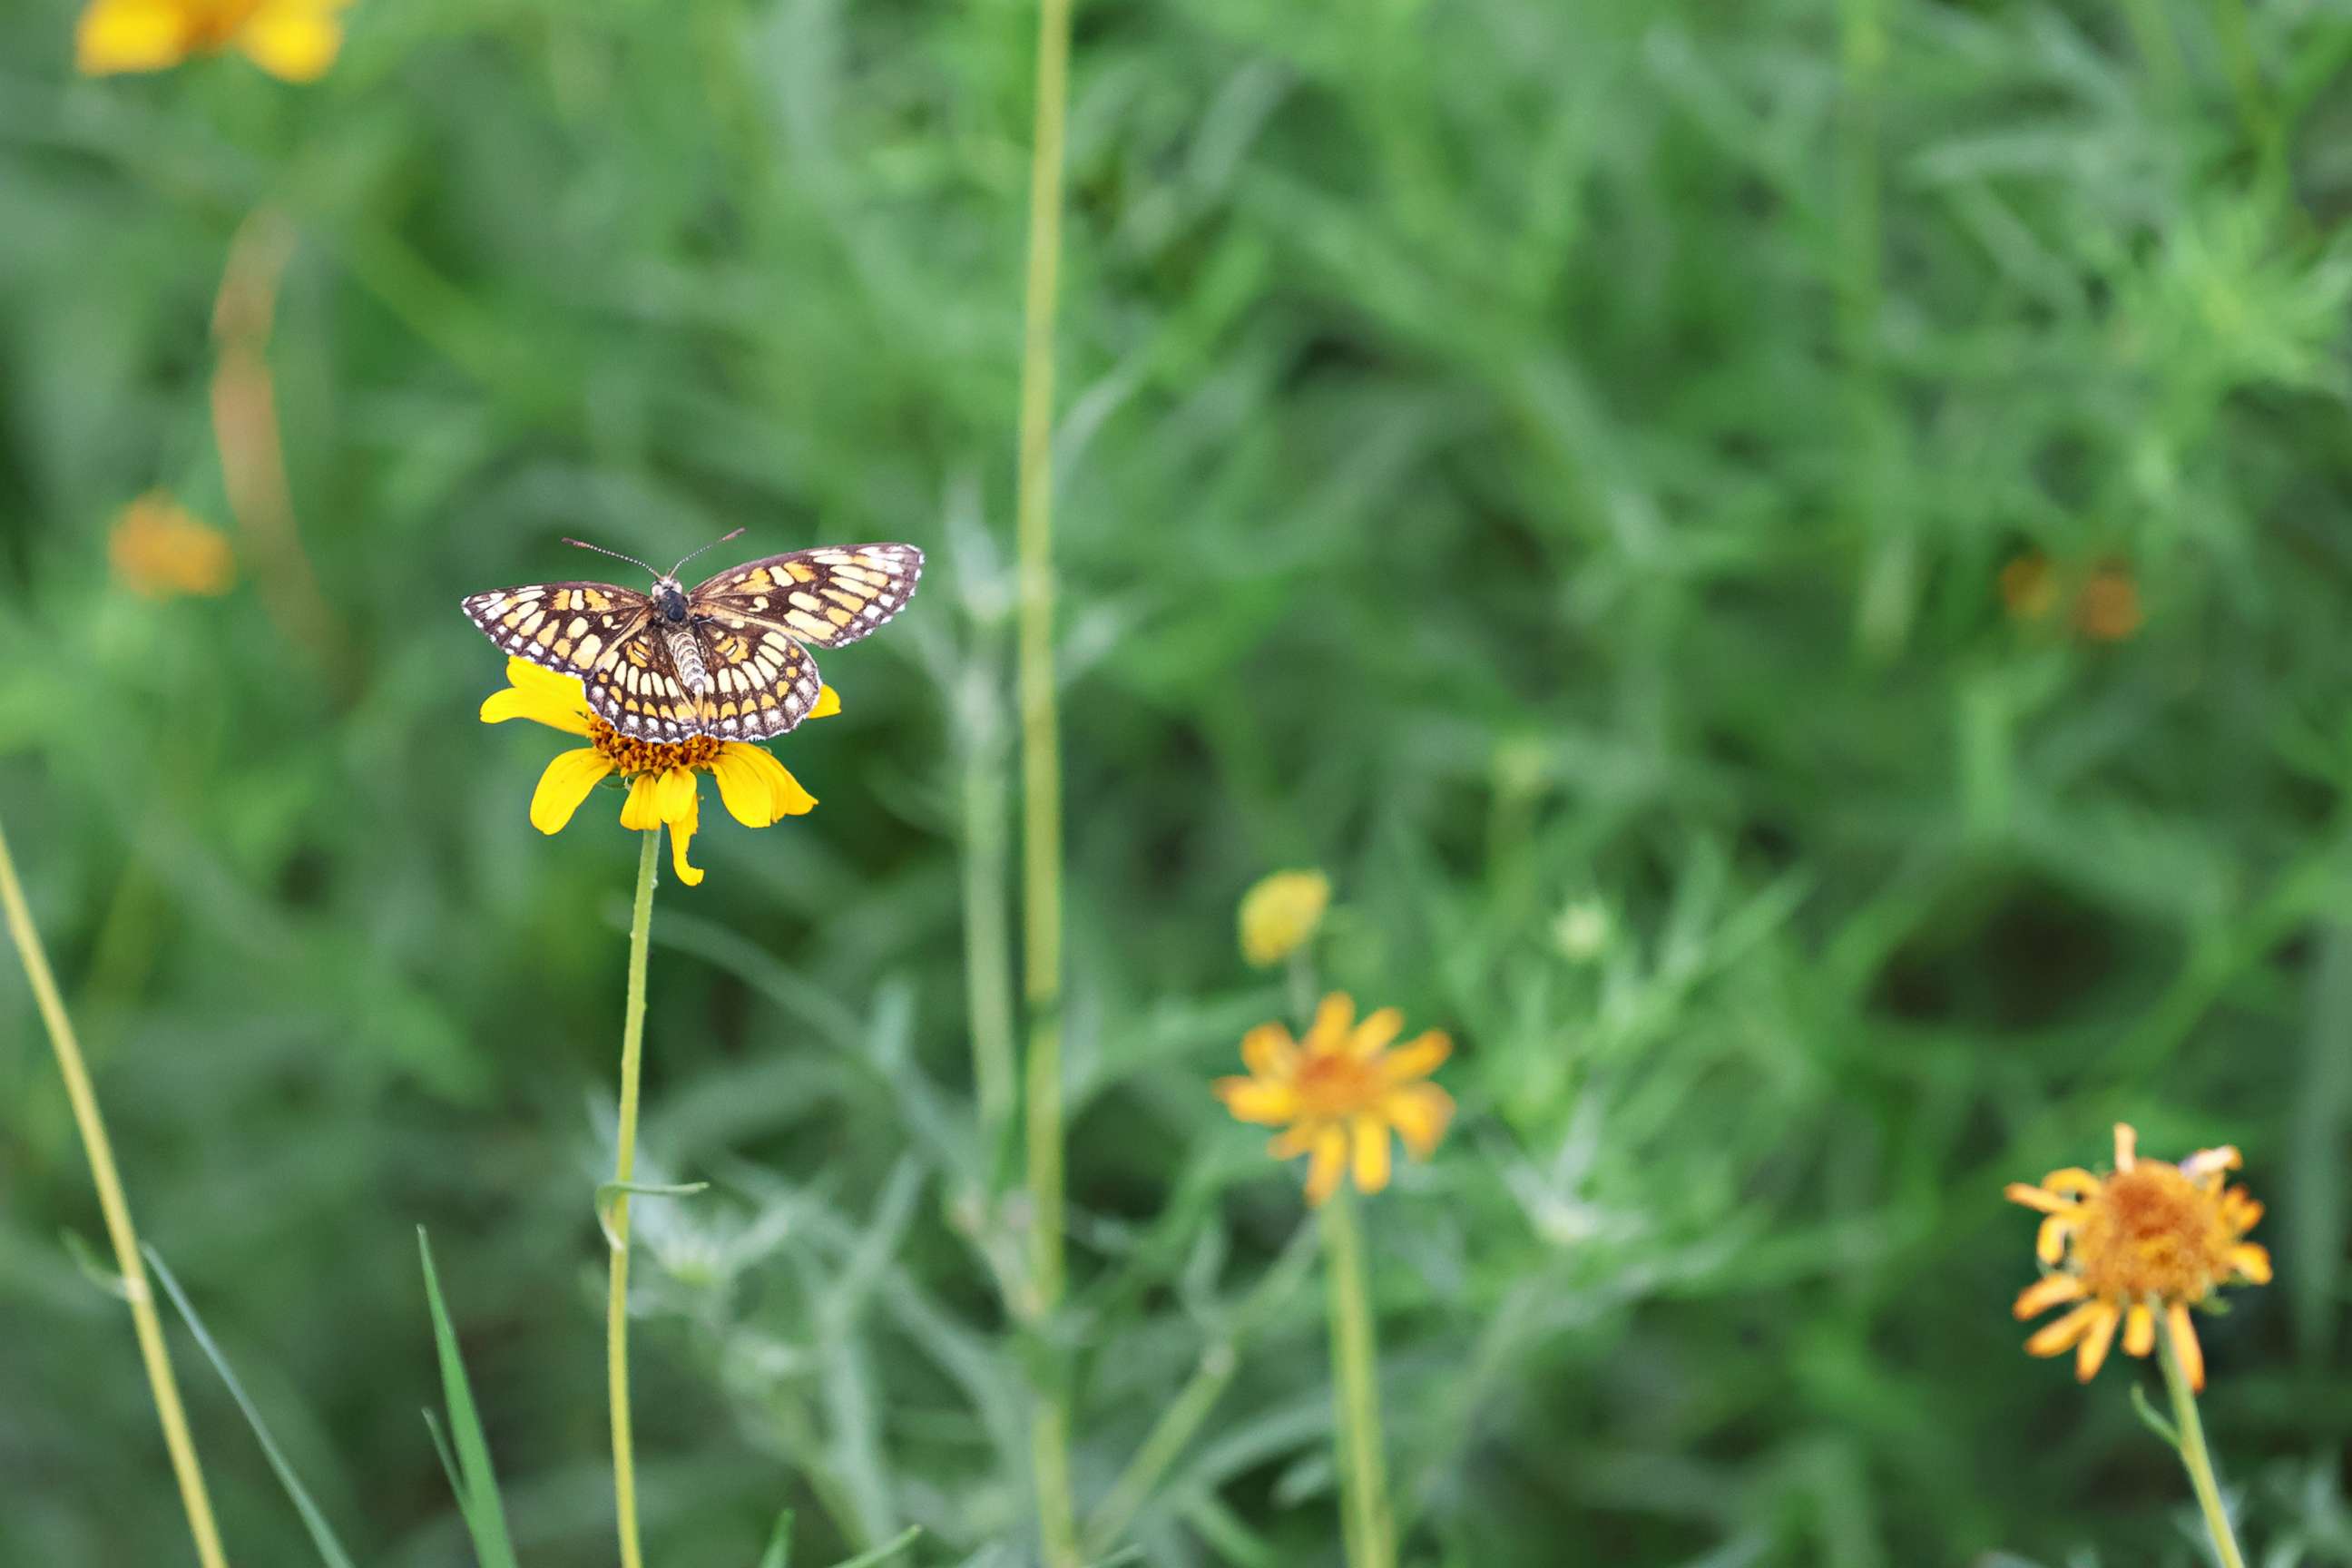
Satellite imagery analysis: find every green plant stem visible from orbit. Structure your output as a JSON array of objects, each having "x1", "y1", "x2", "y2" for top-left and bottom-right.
[
  {"x1": 960, "y1": 720, "x2": 1017, "y2": 1157},
  {"x1": 607, "y1": 829, "x2": 662, "y2": 1568},
  {"x1": 2159, "y1": 1333, "x2": 2248, "y2": 1568},
  {"x1": 1014, "y1": 0, "x2": 1080, "y2": 1556},
  {"x1": 1320, "y1": 1192, "x2": 1394, "y2": 1568},
  {"x1": 0, "y1": 810, "x2": 230, "y2": 1568}
]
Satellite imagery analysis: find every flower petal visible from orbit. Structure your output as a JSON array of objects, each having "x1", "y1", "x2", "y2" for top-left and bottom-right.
[
  {"x1": 2112, "y1": 1123, "x2": 2137, "y2": 1171},
  {"x1": 2231, "y1": 1243, "x2": 2272, "y2": 1284},
  {"x1": 2004, "y1": 1182, "x2": 2077, "y2": 1216},
  {"x1": 237, "y1": 0, "x2": 343, "y2": 81},
  {"x1": 76, "y1": 0, "x2": 192, "y2": 74},
  {"x1": 1304, "y1": 993, "x2": 1356, "y2": 1054},
  {"x1": 1350, "y1": 1114, "x2": 1391, "y2": 1195},
  {"x1": 2123, "y1": 1303, "x2": 2155, "y2": 1358},
  {"x1": 1214, "y1": 1076, "x2": 1299, "y2": 1126},
  {"x1": 654, "y1": 766, "x2": 699, "y2": 824},
  {"x1": 1377, "y1": 1031, "x2": 1451, "y2": 1083},
  {"x1": 2011, "y1": 1274, "x2": 2086, "y2": 1321},
  {"x1": 2180, "y1": 1145, "x2": 2243, "y2": 1182},
  {"x1": 2165, "y1": 1301, "x2": 2205, "y2": 1391},
  {"x1": 2074, "y1": 1301, "x2": 2120, "y2": 1382},
  {"x1": 2038, "y1": 1168, "x2": 2103, "y2": 1199},
  {"x1": 1384, "y1": 1082, "x2": 1454, "y2": 1159},
  {"x1": 481, "y1": 684, "x2": 594, "y2": 734},
  {"x1": 812, "y1": 684, "x2": 842, "y2": 719},
  {"x1": 1269, "y1": 1124, "x2": 1319, "y2": 1161},
  {"x1": 2024, "y1": 1299, "x2": 2107, "y2": 1358},
  {"x1": 528, "y1": 749, "x2": 615, "y2": 834},
  {"x1": 710, "y1": 743, "x2": 814, "y2": 826},
  {"x1": 1303, "y1": 1125, "x2": 1348, "y2": 1206},
  {"x1": 619, "y1": 773, "x2": 665, "y2": 831},
  {"x1": 668, "y1": 789, "x2": 703, "y2": 887},
  {"x1": 1348, "y1": 1007, "x2": 1405, "y2": 1059},
  {"x1": 1241, "y1": 1023, "x2": 1298, "y2": 1078},
  {"x1": 2036, "y1": 1214, "x2": 2073, "y2": 1265}
]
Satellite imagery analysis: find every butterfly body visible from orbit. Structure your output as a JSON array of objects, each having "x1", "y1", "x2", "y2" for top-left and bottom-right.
[{"x1": 464, "y1": 543, "x2": 922, "y2": 743}]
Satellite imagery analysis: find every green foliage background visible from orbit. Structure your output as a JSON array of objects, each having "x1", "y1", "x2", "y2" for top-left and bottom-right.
[{"x1": 5, "y1": 0, "x2": 2352, "y2": 1563}]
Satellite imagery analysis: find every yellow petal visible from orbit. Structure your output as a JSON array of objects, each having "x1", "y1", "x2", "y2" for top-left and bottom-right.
[
  {"x1": 812, "y1": 684, "x2": 842, "y2": 719},
  {"x1": 506, "y1": 656, "x2": 589, "y2": 705},
  {"x1": 2036, "y1": 1215, "x2": 2073, "y2": 1265},
  {"x1": 237, "y1": 0, "x2": 342, "y2": 81},
  {"x1": 1377, "y1": 1031, "x2": 1451, "y2": 1083},
  {"x1": 2024, "y1": 1299, "x2": 2106, "y2": 1358},
  {"x1": 710, "y1": 743, "x2": 814, "y2": 827},
  {"x1": 619, "y1": 773, "x2": 665, "y2": 831},
  {"x1": 1303, "y1": 1125, "x2": 1348, "y2": 1206},
  {"x1": 2165, "y1": 1301, "x2": 2205, "y2": 1391},
  {"x1": 2038, "y1": 1168, "x2": 2103, "y2": 1199},
  {"x1": 2231, "y1": 1243, "x2": 2272, "y2": 1284},
  {"x1": 654, "y1": 766, "x2": 699, "y2": 824},
  {"x1": 481, "y1": 683, "x2": 594, "y2": 734},
  {"x1": 2074, "y1": 1302, "x2": 2119, "y2": 1382},
  {"x1": 2180, "y1": 1145, "x2": 2243, "y2": 1182},
  {"x1": 2004, "y1": 1182, "x2": 2075, "y2": 1216},
  {"x1": 528, "y1": 749, "x2": 615, "y2": 835},
  {"x1": 1240, "y1": 1023, "x2": 1298, "y2": 1079},
  {"x1": 76, "y1": 0, "x2": 193, "y2": 74},
  {"x1": 1348, "y1": 1006, "x2": 1405, "y2": 1059},
  {"x1": 1384, "y1": 1082, "x2": 1454, "y2": 1159},
  {"x1": 1304, "y1": 993, "x2": 1356, "y2": 1054},
  {"x1": 2112, "y1": 1123, "x2": 2137, "y2": 1171},
  {"x1": 2123, "y1": 1303, "x2": 2155, "y2": 1357},
  {"x1": 2011, "y1": 1274, "x2": 2086, "y2": 1320},
  {"x1": 1350, "y1": 1114, "x2": 1391, "y2": 1195},
  {"x1": 668, "y1": 789, "x2": 703, "y2": 887},
  {"x1": 1268, "y1": 1124, "x2": 1319, "y2": 1161},
  {"x1": 1214, "y1": 1077, "x2": 1299, "y2": 1126}
]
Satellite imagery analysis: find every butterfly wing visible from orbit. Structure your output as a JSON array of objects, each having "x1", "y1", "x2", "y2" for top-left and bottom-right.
[
  {"x1": 690, "y1": 543, "x2": 924, "y2": 650},
  {"x1": 581, "y1": 623, "x2": 713, "y2": 743},
  {"x1": 462, "y1": 583, "x2": 651, "y2": 682},
  {"x1": 692, "y1": 622, "x2": 826, "y2": 740}
]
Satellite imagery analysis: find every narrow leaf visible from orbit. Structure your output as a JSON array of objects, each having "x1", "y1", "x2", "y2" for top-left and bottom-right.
[
  {"x1": 595, "y1": 1179, "x2": 711, "y2": 1251},
  {"x1": 417, "y1": 1228, "x2": 520, "y2": 1568},
  {"x1": 759, "y1": 1509, "x2": 794, "y2": 1568},
  {"x1": 823, "y1": 1525, "x2": 922, "y2": 1568}
]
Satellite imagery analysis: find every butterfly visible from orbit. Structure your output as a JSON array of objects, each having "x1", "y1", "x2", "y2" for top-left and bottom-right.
[{"x1": 463, "y1": 528, "x2": 923, "y2": 743}]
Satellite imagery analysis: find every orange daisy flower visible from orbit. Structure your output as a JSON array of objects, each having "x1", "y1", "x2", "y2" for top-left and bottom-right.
[
  {"x1": 2007, "y1": 1122, "x2": 2270, "y2": 1389},
  {"x1": 1214, "y1": 992, "x2": 1454, "y2": 1206}
]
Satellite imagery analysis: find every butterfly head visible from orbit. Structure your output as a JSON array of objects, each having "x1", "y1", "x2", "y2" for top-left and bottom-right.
[{"x1": 653, "y1": 577, "x2": 691, "y2": 623}]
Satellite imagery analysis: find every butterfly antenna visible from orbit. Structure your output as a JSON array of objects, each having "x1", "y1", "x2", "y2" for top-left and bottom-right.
[
  {"x1": 669, "y1": 526, "x2": 746, "y2": 579},
  {"x1": 562, "y1": 537, "x2": 661, "y2": 577}
]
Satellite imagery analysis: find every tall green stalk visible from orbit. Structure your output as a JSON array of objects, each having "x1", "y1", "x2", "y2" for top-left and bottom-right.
[
  {"x1": 1320, "y1": 1191, "x2": 1395, "y2": 1568},
  {"x1": 606, "y1": 829, "x2": 662, "y2": 1568},
  {"x1": 1014, "y1": 0, "x2": 1080, "y2": 1557},
  {"x1": 0, "y1": 809, "x2": 230, "y2": 1568},
  {"x1": 2158, "y1": 1335, "x2": 2249, "y2": 1568}
]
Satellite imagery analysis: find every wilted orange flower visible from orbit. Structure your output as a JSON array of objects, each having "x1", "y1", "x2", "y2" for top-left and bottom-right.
[
  {"x1": 77, "y1": 0, "x2": 348, "y2": 81},
  {"x1": 1999, "y1": 551, "x2": 2141, "y2": 642},
  {"x1": 482, "y1": 658, "x2": 834, "y2": 887},
  {"x1": 2007, "y1": 1123, "x2": 2269, "y2": 1390},
  {"x1": 1215, "y1": 992, "x2": 1453, "y2": 1205},
  {"x1": 109, "y1": 492, "x2": 235, "y2": 599}
]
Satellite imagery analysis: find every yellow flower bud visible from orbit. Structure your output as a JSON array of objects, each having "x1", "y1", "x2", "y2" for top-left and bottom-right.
[{"x1": 1238, "y1": 869, "x2": 1329, "y2": 969}]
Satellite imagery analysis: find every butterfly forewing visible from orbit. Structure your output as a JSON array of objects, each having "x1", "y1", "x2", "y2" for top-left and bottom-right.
[
  {"x1": 462, "y1": 583, "x2": 650, "y2": 682},
  {"x1": 691, "y1": 544, "x2": 924, "y2": 650}
]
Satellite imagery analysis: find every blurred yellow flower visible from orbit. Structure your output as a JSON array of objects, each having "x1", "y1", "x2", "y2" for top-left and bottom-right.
[
  {"x1": 482, "y1": 657, "x2": 836, "y2": 887},
  {"x1": 77, "y1": 0, "x2": 348, "y2": 82},
  {"x1": 2007, "y1": 1122, "x2": 2269, "y2": 1390},
  {"x1": 1238, "y1": 869, "x2": 1329, "y2": 968},
  {"x1": 109, "y1": 492, "x2": 235, "y2": 599},
  {"x1": 1999, "y1": 550, "x2": 2142, "y2": 642},
  {"x1": 1215, "y1": 992, "x2": 1453, "y2": 1206}
]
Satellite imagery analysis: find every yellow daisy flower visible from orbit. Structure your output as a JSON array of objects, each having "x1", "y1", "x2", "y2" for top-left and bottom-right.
[
  {"x1": 1238, "y1": 868, "x2": 1330, "y2": 968},
  {"x1": 1215, "y1": 992, "x2": 1454, "y2": 1206},
  {"x1": 108, "y1": 492, "x2": 235, "y2": 599},
  {"x1": 2007, "y1": 1122, "x2": 2270, "y2": 1390},
  {"x1": 481, "y1": 657, "x2": 836, "y2": 887},
  {"x1": 77, "y1": 0, "x2": 348, "y2": 82}
]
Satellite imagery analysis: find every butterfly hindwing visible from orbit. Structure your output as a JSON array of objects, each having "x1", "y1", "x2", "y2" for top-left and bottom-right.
[
  {"x1": 693, "y1": 622, "x2": 825, "y2": 740},
  {"x1": 580, "y1": 622, "x2": 706, "y2": 742},
  {"x1": 463, "y1": 583, "x2": 651, "y2": 683},
  {"x1": 691, "y1": 544, "x2": 924, "y2": 651}
]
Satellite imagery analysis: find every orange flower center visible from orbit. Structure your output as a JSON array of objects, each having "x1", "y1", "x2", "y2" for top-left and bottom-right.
[
  {"x1": 190, "y1": 0, "x2": 268, "y2": 46},
  {"x1": 588, "y1": 717, "x2": 722, "y2": 777},
  {"x1": 1293, "y1": 1050, "x2": 1381, "y2": 1121},
  {"x1": 2070, "y1": 1164, "x2": 2239, "y2": 1303}
]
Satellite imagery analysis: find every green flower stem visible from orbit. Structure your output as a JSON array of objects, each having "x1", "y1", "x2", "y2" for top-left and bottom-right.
[
  {"x1": 1320, "y1": 1191, "x2": 1395, "y2": 1568},
  {"x1": 0, "y1": 809, "x2": 230, "y2": 1568},
  {"x1": 607, "y1": 829, "x2": 662, "y2": 1568},
  {"x1": 1014, "y1": 0, "x2": 1079, "y2": 1553},
  {"x1": 2159, "y1": 1330, "x2": 2248, "y2": 1568}
]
